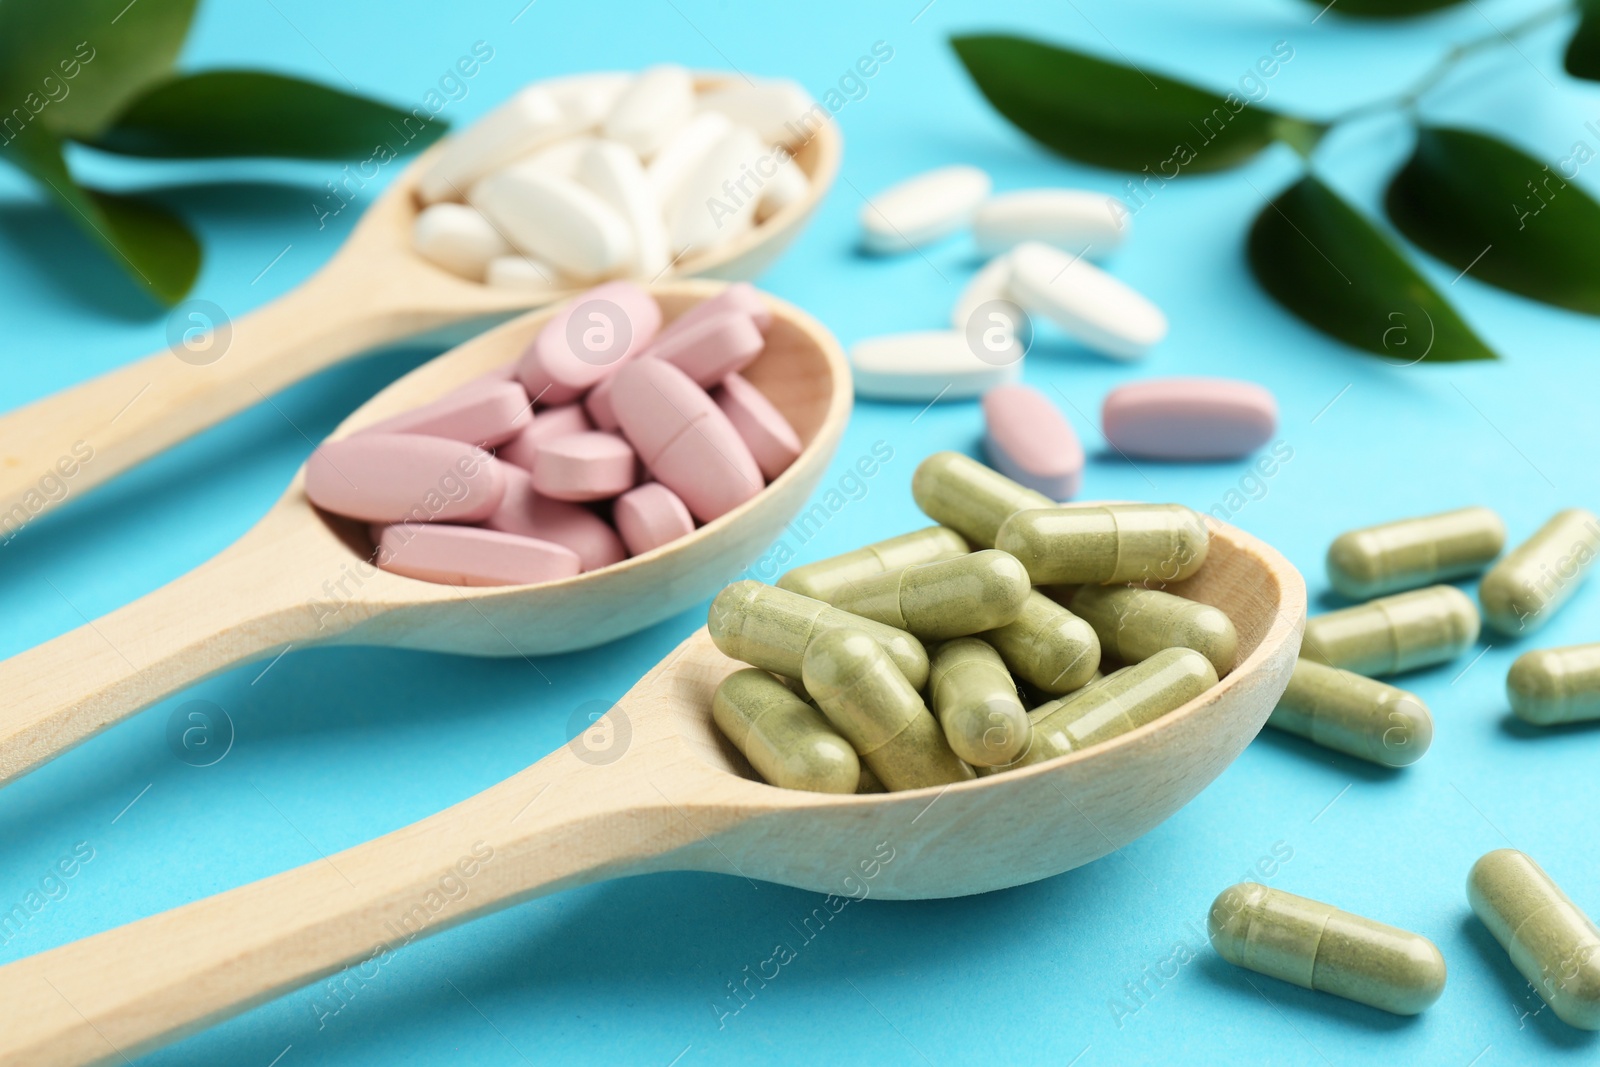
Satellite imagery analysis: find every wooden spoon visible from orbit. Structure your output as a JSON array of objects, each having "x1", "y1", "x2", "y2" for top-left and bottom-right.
[
  {"x1": 0, "y1": 515, "x2": 1304, "y2": 1066},
  {"x1": 0, "y1": 74, "x2": 841, "y2": 530},
  {"x1": 0, "y1": 280, "x2": 850, "y2": 788}
]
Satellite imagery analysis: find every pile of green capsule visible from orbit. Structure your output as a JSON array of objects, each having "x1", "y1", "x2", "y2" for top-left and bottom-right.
[{"x1": 706, "y1": 451, "x2": 1239, "y2": 794}]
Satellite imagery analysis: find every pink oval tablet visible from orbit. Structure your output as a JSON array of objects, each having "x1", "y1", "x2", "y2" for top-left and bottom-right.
[
  {"x1": 714, "y1": 372, "x2": 800, "y2": 481},
  {"x1": 583, "y1": 370, "x2": 625, "y2": 431},
  {"x1": 305, "y1": 433, "x2": 505, "y2": 524},
  {"x1": 529, "y1": 431, "x2": 636, "y2": 502},
  {"x1": 615, "y1": 483, "x2": 696, "y2": 556},
  {"x1": 481, "y1": 462, "x2": 626, "y2": 571},
  {"x1": 362, "y1": 378, "x2": 532, "y2": 447},
  {"x1": 1102, "y1": 378, "x2": 1278, "y2": 460},
  {"x1": 657, "y1": 281, "x2": 773, "y2": 344},
  {"x1": 611, "y1": 359, "x2": 763, "y2": 523},
  {"x1": 982, "y1": 385, "x2": 1083, "y2": 501},
  {"x1": 516, "y1": 281, "x2": 662, "y2": 405},
  {"x1": 375, "y1": 523, "x2": 580, "y2": 586},
  {"x1": 497, "y1": 404, "x2": 592, "y2": 471},
  {"x1": 646, "y1": 311, "x2": 764, "y2": 387}
]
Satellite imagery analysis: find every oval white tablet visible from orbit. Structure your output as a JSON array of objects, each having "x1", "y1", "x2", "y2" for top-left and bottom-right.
[
  {"x1": 577, "y1": 140, "x2": 669, "y2": 278},
  {"x1": 485, "y1": 255, "x2": 568, "y2": 292},
  {"x1": 603, "y1": 64, "x2": 694, "y2": 159},
  {"x1": 696, "y1": 80, "x2": 817, "y2": 147},
  {"x1": 1008, "y1": 241, "x2": 1166, "y2": 360},
  {"x1": 418, "y1": 86, "x2": 572, "y2": 204},
  {"x1": 647, "y1": 111, "x2": 734, "y2": 205},
  {"x1": 412, "y1": 203, "x2": 512, "y2": 281},
  {"x1": 544, "y1": 72, "x2": 631, "y2": 130},
  {"x1": 470, "y1": 166, "x2": 635, "y2": 281},
  {"x1": 972, "y1": 190, "x2": 1129, "y2": 258},
  {"x1": 950, "y1": 252, "x2": 1014, "y2": 331},
  {"x1": 849, "y1": 330, "x2": 1022, "y2": 401},
  {"x1": 859, "y1": 165, "x2": 991, "y2": 254},
  {"x1": 669, "y1": 126, "x2": 765, "y2": 256}
]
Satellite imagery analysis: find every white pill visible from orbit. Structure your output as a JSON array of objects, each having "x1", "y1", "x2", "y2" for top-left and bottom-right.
[
  {"x1": 696, "y1": 80, "x2": 818, "y2": 148},
  {"x1": 647, "y1": 111, "x2": 733, "y2": 204},
  {"x1": 578, "y1": 140, "x2": 669, "y2": 278},
  {"x1": 849, "y1": 330, "x2": 1022, "y2": 401},
  {"x1": 513, "y1": 135, "x2": 597, "y2": 180},
  {"x1": 860, "y1": 165, "x2": 991, "y2": 254},
  {"x1": 1008, "y1": 241, "x2": 1166, "y2": 360},
  {"x1": 972, "y1": 190, "x2": 1129, "y2": 258},
  {"x1": 471, "y1": 166, "x2": 634, "y2": 282},
  {"x1": 669, "y1": 126, "x2": 765, "y2": 256},
  {"x1": 545, "y1": 72, "x2": 631, "y2": 129},
  {"x1": 950, "y1": 252, "x2": 1014, "y2": 331},
  {"x1": 756, "y1": 151, "x2": 809, "y2": 221},
  {"x1": 485, "y1": 255, "x2": 569, "y2": 292},
  {"x1": 412, "y1": 203, "x2": 512, "y2": 281},
  {"x1": 603, "y1": 64, "x2": 695, "y2": 159},
  {"x1": 417, "y1": 86, "x2": 572, "y2": 204}
]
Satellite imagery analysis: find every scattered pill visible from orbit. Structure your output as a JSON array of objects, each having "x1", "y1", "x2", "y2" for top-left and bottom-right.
[
  {"x1": 1008, "y1": 241, "x2": 1166, "y2": 360},
  {"x1": 305, "y1": 434, "x2": 504, "y2": 524},
  {"x1": 928, "y1": 637, "x2": 1032, "y2": 767},
  {"x1": 497, "y1": 403, "x2": 592, "y2": 470},
  {"x1": 983, "y1": 384, "x2": 1084, "y2": 501},
  {"x1": 778, "y1": 526, "x2": 969, "y2": 602},
  {"x1": 528, "y1": 430, "x2": 636, "y2": 502},
  {"x1": 859, "y1": 165, "x2": 991, "y2": 254},
  {"x1": 375, "y1": 523, "x2": 580, "y2": 586},
  {"x1": 950, "y1": 252, "x2": 1014, "y2": 331},
  {"x1": 1267, "y1": 659, "x2": 1433, "y2": 767},
  {"x1": 1479, "y1": 508, "x2": 1600, "y2": 636},
  {"x1": 1327, "y1": 506, "x2": 1506, "y2": 601},
  {"x1": 418, "y1": 86, "x2": 572, "y2": 203},
  {"x1": 826, "y1": 550, "x2": 1032, "y2": 641},
  {"x1": 850, "y1": 330, "x2": 1022, "y2": 401},
  {"x1": 911, "y1": 451, "x2": 1056, "y2": 547},
  {"x1": 470, "y1": 166, "x2": 635, "y2": 282},
  {"x1": 1070, "y1": 585, "x2": 1238, "y2": 676},
  {"x1": 412, "y1": 203, "x2": 513, "y2": 281},
  {"x1": 602, "y1": 64, "x2": 695, "y2": 159},
  {"x1": 647, "y1": 311, "x2": 764, "y2": 387},
  {"x1": 481, "y1": 462, "x2": 626, "y2": 571},
  {"x1": 1101, "y1": 378, "x2": 1277, "y2": 460},
  {"x1": 516, "y1": 281, "x2": 662, "y2": 405},
  {"x1": 1507, "y1": 644, "x2": 1600, "y2": 725},
  {"x1": 972, "y1": 190, "x2": 1128, "y2": 259},
  {"x1": 983, "y1": 591, "x2": 1101, "y2": 695},
  {"x1": 614, "y1": 482, "x2": 696, "y2": 556},
  {"x1": 714, "y1": 372, "x2": 801, "y2": 480},
  {"x1": 1302, "y1": 585, "x2": 1479, "y2": 676},
  {"x1": 713, "y1": 668, "x2": 860, "y2": 793},
  {"x1": 362, "y1": 377, "x2": 531, "y2": 447},
  {"x1": 996, "y1": 504, "x2": 1210, "y2": 586}
]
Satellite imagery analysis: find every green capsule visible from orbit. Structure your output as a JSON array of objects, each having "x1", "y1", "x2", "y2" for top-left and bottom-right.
[
  {"x1": 1469, "y1": 849, "x2": 1600, "y2": 1030},
  {"x1": 777, "y1": 526, "x2": 969, "y2": 601},
  {"x1": 802, "y1": 628, "x2": 975, "y2": 791},
  {"x1": 1480, "y1": 509, "x2": 1600, "y2": 636},
  {"x1": 1327, "y1": 506, "x2": 1506, "y2": 600},
  {"x1": 826, "y1": 549, "x2": 1031, "y2": 640},
  {"x1": 927, "y1": 638, "x2": 1031, "y2": 767},
  {"x1": 994, "y1": 504, "x2": 1209, "y2": 586},
  {"x1": 1267, "y1": 659, "x2": 1433, "y2": 767},
  {"x1": 1209, "y1": 883, "x2": 1446, "y2": 1015},
  {"x1": 712, "y1": 669, "x2": 860, "y2": 793},
  {"x1": 1069, "y1": 585, "x2": 1238, "y2": 676},
  {"x1": 984, "y1": 591, "x2": 1101, "y2": 695},
  {"x1": 856, "y1": 764, "x2": 886, "y2": 794},
  {"x1": 708, "y1": 581, "x2": 930, "y2": 689},
  {"x1": 911, "y1": 451, "x2": 1055, "y2": 547},
  {"x1": 1508, "y1": 644, "x2": 1600, "y2": 726},
  {"x1": 1302, "y1": 585, "x2": 1479, "y2": 677}
]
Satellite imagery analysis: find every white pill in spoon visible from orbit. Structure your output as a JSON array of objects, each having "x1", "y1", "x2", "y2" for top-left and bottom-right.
[
  {"x1": 417, "y1": 86, "x2": 572, "y2": 204},
  {"x1": 470, "y1": 166, "x2": 635, "y2": 281},
  {"x1": 603, "y1": 64, "x2": 694, "y2": 159},
  {"x1": 577, "y1": 140, "x2": 670, "y2": 278}
]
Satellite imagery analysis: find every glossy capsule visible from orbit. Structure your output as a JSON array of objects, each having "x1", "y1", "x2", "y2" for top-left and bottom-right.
[
  {"x1": 826, "y1": 550, "x2": 1031, "y2": 640},
  {"x1": 1209, "y1": 883, "x2": 1447, "y2": 1015},
  {"x1": 911, "y1": 450, "x2": 1056, "y2": 547},
  {"x1": 1302, "y1": 585, "x2": 1479, "y2": 676},
  {"x1": 1508, "y1": 644, "x2": 1600, "y2": 725},
  {"x1": 777, "y1": 526, "x2": 969, "y2": 601},
  {"x1": 1480, "y1": 509, "x2": 1600, "y2": 636},
  {"x1": 1267, "y1": 659, "x2": 1433, "y2": 767},
  {"x1": 927, "y1": 638, "x2": 1031, "y2": 766},
  {"x1": 1069, "y1": 585, "x2": 1238, "y2": 675},
  {"x1": 802, "y1": 628, "x2": 974, "y2": 791},
  {"x1": 708, "y1": 581, "x2": 930, "y2": 689},
  {"x1": 1326, "y1": 506, "x2": 1506, "y2": 600},
  {"x1": 994, "y1": 504, "x2": 1209, "y2": 586},
  {"x1": 1469, "y1": 849, "x2": 1600, "y2": 1030},
  {"x1": 984, "y1": 591, "x2": 1101, "y2": 694},
  {"x1": 712, "y1": 669, "x2": 860, "y2": 793}
]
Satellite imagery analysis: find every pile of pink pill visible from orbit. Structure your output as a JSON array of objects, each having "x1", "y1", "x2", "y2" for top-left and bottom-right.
[{"x1": 303, "y1": 281, "x2": 801, "y2": 586}]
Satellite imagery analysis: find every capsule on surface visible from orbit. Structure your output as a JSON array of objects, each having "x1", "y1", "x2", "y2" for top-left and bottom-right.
[
  {"x1": 910, "y1": 450, "x2": 1056, "y2": 547},
  {"x1": 927, "y1": 638, "x2": 1031, "y2": 767},
  {"x1": 1301, "y1": 585, "x2": 1479, "y2": 676},
  {"x1": 1469, "y1": 849, "x2": 1600, "y2": 1030},
  {"x1": 984, "y1": 591, "x2": 1102, "y2": 695},
  {"x1": 708, "y1": 581, "x2": 930, "y2": 689},
  {"x1": 826, "y1": 550, "x2": 1031, "y2": 640},
  {"x1": 1480, "y1": 509, "x2": 1600, "y2": 636},
  {"x1": 994, "y1": 504, "x2": 1209, "y2": 586},
  {"x1": 802, "y1": 628, "x2": 975, "y2": 791},
  {"x1": 1267, "y1": 659, "x2": 1433, "y2": 767},
  {"x1": 1069, "y1": 584, "x2": 1238, "y2": 676},
  {"x1": 712, "y1": 669, "x2": 860, "y2": 793},
  {"x1": 1326, "y1": 506, "x2": 1506, "y2": 601},
  {"x1": 1508, "y1": 644, "x2": 1600, "y2": 725},
  {"x1": 1208, "y1": 883, "x2": 1447, "y2": 1015},
  {"x1": 777, "y1": 526, "x2": 969, "y2": 601}
]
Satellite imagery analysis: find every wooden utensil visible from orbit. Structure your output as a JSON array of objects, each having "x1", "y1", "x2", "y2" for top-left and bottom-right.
[
  {"x1": 0, "y1": 74, "x2": 841, "y2": 529},
  {"x1": 0, "y1": 280, "x2": 850, "y2": 788},
  {"x1": 0, "y1": 514, "x2": 1304, "y2": 1066}
]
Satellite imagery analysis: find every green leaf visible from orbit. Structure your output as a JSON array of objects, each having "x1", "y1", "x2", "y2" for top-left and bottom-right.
[
  {"x1": 0, "y1": 0, "x2": 199, "y2": 139},
  {"x1": 1386, "y1": 126, "x2": 1600, "y2": 315},
  {"x1": 90, "y1": 70, "x2": 448, "y2": 159},
  {"x1": 1247, "y1": 175, "x2": 1495, "y2": 362},
  {"x1": 950, "y1": 34, "x2": 1316, "y2": 174},
  {"x1": 1567, "y1": 0, "x2": 1600, "y2": 83},
  {"x1": 1305, "y1": 0, "x2": 1469, "y2": 17}
]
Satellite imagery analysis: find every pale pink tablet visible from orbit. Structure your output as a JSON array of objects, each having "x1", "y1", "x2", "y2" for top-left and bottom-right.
[
  {"x1": 583, "y1": 371, "x2": 626, "y2": 431},
  {"x1": 305, "y1": 434, "x2": 505, "y2": 524},
  {"x1": 982, "y1": 385, "x2": 1083, "y2": 501},
  {"x1": 657, "y1": 282, "x2": 773, "y2": 345},
  {"x1": 374, "y1": 523, "x2": 580, "y2": 586},
  {"x1": 614, "y1": 482, "x2": 696, "y2": 556},
  {"x1": 516, "y1": 281, "x2": 662, "y2": 404},
  {"x1": 713, "y1": 372, "x2": 800, "y2": 481},
  {"x1": 361, "y1": 378, "x2": 532, "y2": 447},
  {"x1": 481, "y1": 462, "x2": 627, "y2": 571},
  {"x1": 611, "y1": 359, "x2": 763, "y2": 522},
  {"x1": 646, "y1": 311, "x2": 764, "y2": 387},
  {"x1": 529, "y1": 431, "x2": 636, "y2": 502},
  {"x1": 1102, "y1": 378, "x2": 1278, "y2": 460},
  {"x1": 496, "y1": 403, "x2": 592, "y2": 471}
]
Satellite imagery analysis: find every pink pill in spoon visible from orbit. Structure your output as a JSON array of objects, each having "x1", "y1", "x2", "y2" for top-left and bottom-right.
[
  {"x1": 614, "y1": 482, "x2": 696, "y2": 556},
  {"x1": 374, "y1": 523, "x2": 580, "y2": 586},
  {"x1": 1102, "y1": 378, "x2": 1278, "y2": 460},
  {"x1": 516, "y1": 281, "x2": 662, "y2": 405},
  {"x1": 482, "y1": 462, "x2": 627, "y2": 571},
  {"x1": 305, "y1": 433, "x2": 505, "y2": 523},
  {"x1": 361, "y1": 377, "x2": 532, "y2": 447},
  {"x1": 714, "y1": 372, "x2": 799, "y2": 480},
  {"x1": 647, "y1": 311, "x2": 764, "y2": 387},
  {"x1": 529, "y1": 431, "x2": 637, "y2": 502},
  {"x1": 656, "y1": 281, "x2": 773, "y2": 344},
  {"x1": 982, "y1": 385, "x2": 1083, "y2": 501},
  {"x1": 497, "y1": 403, "x2": 592, "y2": 471}
]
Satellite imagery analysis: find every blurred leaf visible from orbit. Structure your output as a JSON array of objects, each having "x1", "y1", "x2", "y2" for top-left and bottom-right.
[
  {"x1": 1387, "y1": 126, "x2": 1600, "y2": 314},
  {"x1": 1566, "y1": 0, "x2": 1600, "y2": 81},
  {"x1": 950, "y1": 34, "x2": 1318, "y2": 173},
  {"x1": 1307, "y1": 0, "x2": 1470, "y2": 16},
  {"x1": 90, "y1": 70, "x2": 447, "y2": 159},
  {"x1": 1248, "y1": 175, "x2": 1495, "y2": 362}
]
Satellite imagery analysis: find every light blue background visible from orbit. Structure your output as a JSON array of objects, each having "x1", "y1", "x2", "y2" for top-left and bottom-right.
[{"x1": 2, "y1": 0, "x2": 1598, "y2": 1063}]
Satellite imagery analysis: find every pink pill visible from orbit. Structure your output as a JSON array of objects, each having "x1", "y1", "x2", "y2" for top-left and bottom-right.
[
  {"x1": 614, "y1": 482, "x2": 696, "y2": 556},
  {"x1": 982, "y1": 385, "x2": 1083, "y2": 501},
  {"x1": 583, "y1": 370, "x2": 626, "y2": 431},
  {"x1": 362, "y1": 378, "x2": 531, "y2": 447},
  {"x1": 1102, "y1": 378, "x2": 1278, "y2": 460},
  {"x1": 714, "y1": 372, "x2": 800, "y2": 481},
  {"x1": 516, "y1": 281, "x2": 662, "y2": 405},
  {"x1": 612, "y1": 359, "x2": 763, "y2": 523},
  {"x1": 657, "y1": 282, "x2": 773, "y2": 345},
  {"x1": 646, "y1": 311, "x2": 764, "y2": 387},
  {"x1": 481, "y1": 462, "x2": 626, "y2": 571},
  {"x1": 497, "y1": 403, "x2": 592, "y2": 471},
  {"x1": 305, "y1": 433, "x2": 504, "y2": 524},
  {"x1": 529, "y1": 431, "x2": 636, "y2": 502},
  {"x1": 374, "y1": 523, "x2": 580, "y2": 586}
]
